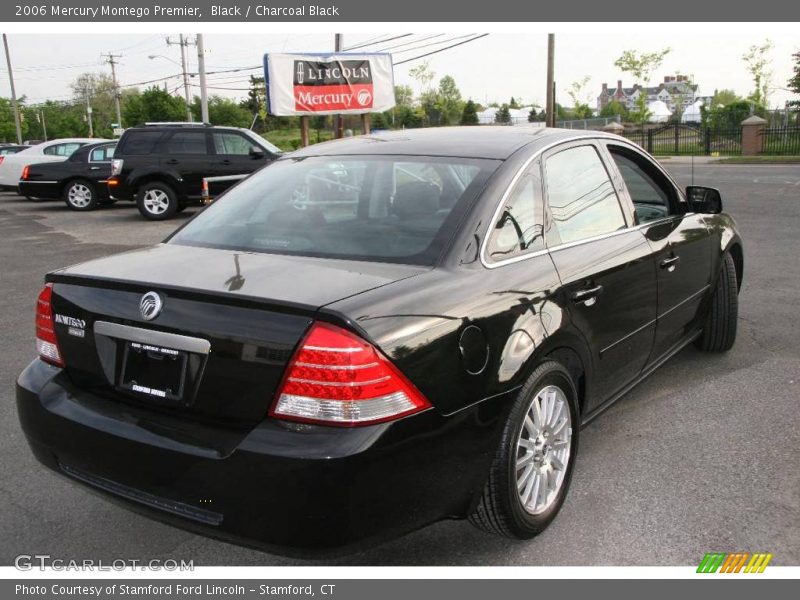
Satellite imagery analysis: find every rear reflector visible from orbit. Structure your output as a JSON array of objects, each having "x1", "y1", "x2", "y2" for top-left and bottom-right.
[
  {"x1": 21, "y1": 165, "x2": 30, "y2": 180},
  {"x1": 35, "y1": 283, "x2": 64, "y2": 367},
  {"x1": 270, "y1": 322, "x2": 431, "y2": 426}
]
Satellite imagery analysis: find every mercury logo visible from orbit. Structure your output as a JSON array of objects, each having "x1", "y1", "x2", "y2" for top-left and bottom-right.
[
  {"x1": 139, "y1": 292, "x2": 163, "y2": 321},
  {"x1": 357, "y1": 89, "x2": 372, "y2": 106}
]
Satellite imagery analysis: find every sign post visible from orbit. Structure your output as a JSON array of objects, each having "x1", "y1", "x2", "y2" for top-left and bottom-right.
[{"x1": 264, "y1": 52, "x2": 395, "y2": 147}]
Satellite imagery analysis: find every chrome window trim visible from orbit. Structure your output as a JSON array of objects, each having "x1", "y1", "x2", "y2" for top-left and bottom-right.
[
  {"x1": 480, "y1": 133, "x2": 686, "y2": 270},
  {"x1": 94, "y1": 321, "x2": 211, "y2": 355}
]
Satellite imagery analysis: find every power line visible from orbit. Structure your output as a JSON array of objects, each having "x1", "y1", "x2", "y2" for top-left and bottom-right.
[
  {"x1": 389, "y1": 34, "x2": 476, "y2": 55},
  {"x1": 374, "y1": 33, "x2": 445, "y2": 52},
  {"x1": 393, "y1": 34, "x2": 489, "y2": 66},
  {"x1": 343, "y1": 34, "x2": 412, "y2": 52},
  {"x1": 120, "y1": 72, "x2": 183, "y2": 87}
]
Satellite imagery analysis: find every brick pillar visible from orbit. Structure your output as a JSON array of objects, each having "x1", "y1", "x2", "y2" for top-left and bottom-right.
[{"x1": 740, "y1": 115, "x2": 767, "y2": 156}]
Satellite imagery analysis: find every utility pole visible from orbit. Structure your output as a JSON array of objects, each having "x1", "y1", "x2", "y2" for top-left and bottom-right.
[
  {"x1": 335, "y1": 33, "x2": 344, "y2": 138},
  {"x1": 84, "y1": 87, "x2": 94, "y2": 137},
  {"x1": 38, "y1": 109, "x2": 47, "y2": 141},
  {"x1": 166, "y1": 35, "x2": 194, "y2": 122},
  {"x1": 546, "y1": 34, "x2": 555, "y2": 128},
  {"x1": 103, "y1": 52, "x2": 123, "y2": 128},
  {"x1": 2, "y1": 34, "x2": 23, "y2": 144},
  {"x1": 196, "y1": 34, "x2": 209, "y2": 123}
]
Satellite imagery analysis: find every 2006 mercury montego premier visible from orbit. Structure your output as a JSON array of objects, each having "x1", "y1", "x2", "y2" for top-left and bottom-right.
[{"x1": 17, "y1": 127, "x2": 742, "y2": 554}]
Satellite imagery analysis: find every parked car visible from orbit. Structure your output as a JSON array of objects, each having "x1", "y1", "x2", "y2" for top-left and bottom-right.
[
  {"x1": 17, "y1": 127, "x2": 742, "y2": 553},
  {"x1": 0, "y1": 138, "x2": 105, "y2": 192},
  {"x1": 108, "y1": 123, "x2": 281, "y2": 220},
  {"x1": 0, "y1": 145, "x2": 28, "y2": 156},
  {"x1": 18, "y1": 142, "x2": 117, "y2": 211}
]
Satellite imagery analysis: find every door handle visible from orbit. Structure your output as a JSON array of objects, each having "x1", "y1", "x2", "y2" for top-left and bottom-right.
[
  {"x1": 660, "y1": 255, "x2": 680, "y2": 271},
  {"x1": 571, "y1": 284, "x2": 604, "y2": 305},
  {"x1": 89, "y1": 166, "x2": 100, "y2": 170},
  {"x1": 164, "y1": 159, "x2": 179, "y2": 165},
  {"x1": 219, "y1": 159, "x2": 232, "y2": 165}
]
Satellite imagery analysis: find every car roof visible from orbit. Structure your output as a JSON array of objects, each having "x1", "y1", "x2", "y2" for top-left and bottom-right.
[{"x1": 287, "y1": 126, "x2": 618, "y2": 160}]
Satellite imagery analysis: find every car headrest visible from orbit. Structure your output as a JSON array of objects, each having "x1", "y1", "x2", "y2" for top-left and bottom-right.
[{"x1": 392, "y1": 181, "x2": 440, "y2": 219}]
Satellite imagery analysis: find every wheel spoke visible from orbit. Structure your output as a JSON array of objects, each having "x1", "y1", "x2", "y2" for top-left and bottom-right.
[
  {"x1": 523, "y1": 414, "x2": 538, "y2": 437},
  {"x1": 550, "y1": 455, "x2": 565, "y2": 471},
  {"x1": 517, "y1": 464, "x2": 534, "y2": 492},
  {"x1": 516, "y1": 453, "x2": 535, "y2": 469}
]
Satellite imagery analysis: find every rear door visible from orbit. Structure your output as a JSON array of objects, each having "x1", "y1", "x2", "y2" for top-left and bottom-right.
[
  {"x1": 602, "y1": 142, "x2": 712, "y2": 363},
  {"x1": 86, "y1": 143, "x2": 115, "y2": 190},
  {"x1": 159, "y1": 130, "x2": 212, "y2": 199},
  {"x1": 543, "y1": 142, "x2": 658, "y2": 409}
]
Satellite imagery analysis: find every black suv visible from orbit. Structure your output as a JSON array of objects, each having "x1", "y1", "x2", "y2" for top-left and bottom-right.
[{"x1": 108, "y1": 123, "x2": 281, "y2": 220}]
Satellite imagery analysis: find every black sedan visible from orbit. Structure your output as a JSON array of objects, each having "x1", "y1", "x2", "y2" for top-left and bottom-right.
[
  {"x1": 16, "y1": 127, "x2": 742, "y2": 553},
  {"x1": 18, "y1": 141, "x2": 116, "y2": 210}
]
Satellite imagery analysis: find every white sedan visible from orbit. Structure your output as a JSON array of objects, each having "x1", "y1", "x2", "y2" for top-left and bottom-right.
[{"x1": 0, "y1": 138, "x2": 108, "y2": 192}]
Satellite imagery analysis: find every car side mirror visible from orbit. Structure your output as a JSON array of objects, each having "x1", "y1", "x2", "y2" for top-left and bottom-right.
[
  {"x1": 249, "y1": 145, "x2": 266, "y2": 159},
  {"x1": 686, "y1": 186, "x2": 722, "y2": 214}
]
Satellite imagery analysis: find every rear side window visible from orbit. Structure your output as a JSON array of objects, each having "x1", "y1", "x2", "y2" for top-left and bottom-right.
[
  {"x1": 164, "y1": 132, "x2": 209, "y2": 155},
  {"x1": 169, "y1": 155, "x2": 498, "y2": 265},
  {"x1": 118, "y1": 131, "x2": 163, "y2": 155},
  {"x1": 486, "y1": 164, "x2": 544, "y2": 261},
  {"x1": 89, "y1": 145, "x2": 115, "y2": 162},
  {"x1": 43, "y1": 142, "x2": 82, "y2": 157},
  {"x1": 213, "y1": 132, "x2": 253, "y2": 155},
  {"x1": 544, "y1": 145, "x2": 626, "y2": 245}
]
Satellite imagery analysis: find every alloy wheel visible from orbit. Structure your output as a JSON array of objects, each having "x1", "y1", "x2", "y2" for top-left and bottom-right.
[
  {"x1": 515, "y1": 384, "x2": 573, "y2": 515},
  {"x1": 67, "y1": 183, "x2": 92, "y2": 208},
  {"x1": 142, "y1": 189, "x2": 170, "y2": 215}
]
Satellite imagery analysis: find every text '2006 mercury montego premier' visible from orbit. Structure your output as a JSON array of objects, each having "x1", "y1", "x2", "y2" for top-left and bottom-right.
[{"x1": 17, "y1": 127, "x2": 742, "y2": 554}]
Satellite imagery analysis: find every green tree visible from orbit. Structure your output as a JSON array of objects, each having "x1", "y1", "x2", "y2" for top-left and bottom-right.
[
  {"x1": 788, "y1": 51, "x2": 800, "y2": 110},
  {"x1": 69, "y1": 72, "x2": 121, "y2": 137},
  {"x1": 460, "y1": 99, "x2": 479, "y2": 125},
  {"x1": 394, "y1": 85, "x2": 414, "y2": 107},
  {"x1": 436, "y1": 75, "x2": 464, "y2": 125},
  {"x1": 527, "y1": 106, "x2": 545, "y2": 122},
  {"x1": 566, "y1": 76, "x2": 593, "y2": 119},
  {"x1": 711, "y1": 89, "x2": 741, "y2": 108},
  {"x1": 614, "y1": 47, "x2": 671, "y2": 124},
  {"x1": 194, "y1": 96, "x2": 252, "y2": 127},
  {"x1": 495, "y1": 104, "x2": 511, "y2": 124},
  {"x1": 742, "y1": 39, "x2": 773, "y2": 109},
  {"x1": 509, "y1": 96, "x2": 520, "y2": 109},
  {"x1": 123, "y1": 86, "x2": 186, "y2": 126},
  {"x1": 600, "y1": 99, "x2": 629, "y2": 119}
]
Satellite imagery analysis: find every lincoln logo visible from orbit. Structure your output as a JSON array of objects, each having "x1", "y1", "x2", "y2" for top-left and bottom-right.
[
  {"x1": 296, "y1": 62, "x2": 305, "y2": 85},
  {"x1": 139, "y1": 292, "x2": 163, "y2": 321}
]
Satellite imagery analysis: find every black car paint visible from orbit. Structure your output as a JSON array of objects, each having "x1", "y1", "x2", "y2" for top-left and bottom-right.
[
  {"x1": 17, "y1": 142, "x2": 116, "y2": 201},
  {"x1": 16, "y1": 127, "x2": 743, "y2": 552},
  {"x1": 109, "y1": 126, "x2": 279, "y2": 204}
]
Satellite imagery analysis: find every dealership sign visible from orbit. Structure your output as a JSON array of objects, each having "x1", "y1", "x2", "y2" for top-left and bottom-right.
[{"x1": 264, "y1": 53, "x2": 396, "y2": 116}]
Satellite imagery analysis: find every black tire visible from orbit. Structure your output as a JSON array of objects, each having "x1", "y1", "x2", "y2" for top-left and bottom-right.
[
  {"x1": 62, "y1": 179, "x2": 99, "y2": 211},
  {"x1": 136, "y1": 182, "x2": 178, "y2": 221},
  {"x1": 696, "y1": 252, "x2": 738, "y2": 352},
  {"x1": 469, "y1": 360, "x2": 579, "y2": 538}
]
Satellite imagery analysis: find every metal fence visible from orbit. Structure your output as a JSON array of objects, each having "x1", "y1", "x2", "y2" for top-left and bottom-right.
[
  {"x1": 556, "y1": 116, "x2": 622, "y2": 130},
  {"x1": 622, "y1": 124, "x2": 741, "y2": 156},
  {"x1": 760, "y1": 127, "x2": 800, "y2": 155}
]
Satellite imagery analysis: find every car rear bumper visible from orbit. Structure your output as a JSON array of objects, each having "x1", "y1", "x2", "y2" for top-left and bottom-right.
[
  {"x1": 18, "y1": 181, "x2": 61, "y2": 199},
  {"x1": 16, "y1": 359, "x2": 508, "y2": 555}
]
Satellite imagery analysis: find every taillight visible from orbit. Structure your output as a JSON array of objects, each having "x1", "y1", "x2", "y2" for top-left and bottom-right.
[
  {"x1": 110, "y1": 158, "x2": 123, "y2": 177},
  {"x1": 21, "y1": 165, "x2": 30, "y2": 180},
  {"x1": 270, "y1": 322, "x2": 431, "y2": 427},
  {"x1": 0, "y1": 156, "x2": 5, "y2": 166},
  {"x1": 35, "y1": 283, "x2": 64, "y2": 367}
]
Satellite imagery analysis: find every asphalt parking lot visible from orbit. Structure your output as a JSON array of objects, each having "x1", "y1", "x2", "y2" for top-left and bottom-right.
[{"x1": 1, "y1": 162, "x2": 798, "y2": 566}]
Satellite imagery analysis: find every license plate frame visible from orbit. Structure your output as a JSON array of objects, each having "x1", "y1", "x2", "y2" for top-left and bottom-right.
[{"x1": 118, "y1": 341, "x2": 188, "y2": 403}]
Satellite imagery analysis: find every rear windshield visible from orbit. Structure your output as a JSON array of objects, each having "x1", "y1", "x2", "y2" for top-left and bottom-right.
[{"x1": 169, "y1": 155, "x2": 498, "y2": 265}]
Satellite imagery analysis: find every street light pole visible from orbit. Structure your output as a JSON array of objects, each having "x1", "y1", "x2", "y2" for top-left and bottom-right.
[
  {"x1": 85, "y1": 88, "x2": 94, "y2": 138},
  {"x1": 196, "y1": 34, "x2": 209, "y2": 123},
  {"x1": 2, "y1": 34, "x2": 23, "y2": 144},
  {"x1": 335, "y1": 33, "x2": 344, "y2": 138}
]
